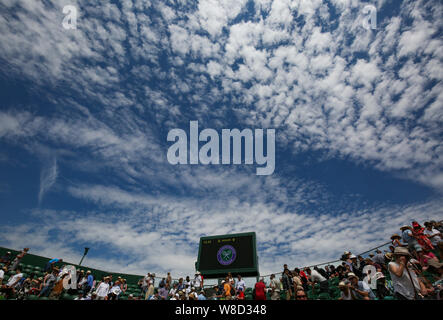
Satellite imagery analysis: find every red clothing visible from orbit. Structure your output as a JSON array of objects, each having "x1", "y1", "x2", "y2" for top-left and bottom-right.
[{"x1": 254, "y1": 282, "x2": 266, "y2": 300}]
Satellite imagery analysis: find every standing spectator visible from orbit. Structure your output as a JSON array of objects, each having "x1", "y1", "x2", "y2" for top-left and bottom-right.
[
  {"x1": 44, "y1": 258, "x2": 63, "y2": 273},
  {"x1": 269, "y1": 274, "x2": 280, "y2": 300},
  {"x1": 38, "y1": 268, "x2": 58, "y2": 297},
  {"x1": 9, "y1": 248, "x2": 29, "y2": 271},
  {"x1": 145, "y1": 276, "x2": 155, "y2": 300},
  {"x1": 141, "y1": 273, "x2": 149, "y2": 295},
  {"x1": 401, "y1": 225, "x2": 422, "y2": 257},
  {"x1": 292, "y1": 269, "x2": 303, "y2": 293},
  {"x1": 254, "y1": 278, "x2": 266, "y2": 300},
  {"x1": 121, "y1": 278, "x2": 127, "y2": 295},
  {"x1": 193, "y1": 271, "x2": 203, "y2": 289},
  {"x1": 83, "y1": 270, "x2": 93, "y2": 295},
  {"x1": 349, "y1": 255, "x2": 362, "y2": 278},
  {"x1": 159, "y1": 283, "x2": 169, "y2": 300},
  {"x1": 282, "y1": 269, "x2": 293, "y2": 300},
  {"x1": 235, "y1": 274, "x2": 245, "y2": 294},
  {"x1": 166, "y1": 272, "x2": 172, "y2": 287},
  {"x1": 388, "y1": 247, "x2": 424, "y2": 300},
  {"x1": 222, "y1": 278, "x2": 232, "y2": 300},
  {"x1": 95, "y1": 277, "x2": 110, "y2": 300}
]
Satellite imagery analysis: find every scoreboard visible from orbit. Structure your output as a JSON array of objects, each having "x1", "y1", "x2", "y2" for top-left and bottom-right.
[{"x1": 195, "y1": 232, "x2": 259, "y2": 279}]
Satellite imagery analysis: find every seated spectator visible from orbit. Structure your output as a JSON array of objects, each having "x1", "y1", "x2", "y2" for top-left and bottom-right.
[
  {"x1": 236, "y1": 287, "x2": 245, "y2": 300},
  {"x1": 348, "y1": 273, "x2": 376, "y2": 300},
  {"x1": 424, "y1": 222, "x2": 442, "y2": 249},
  {"x1": 0, "y1": 266, "x2": 6, "y2": 285},
  {"x1": 418, "y1": 249, "x2": 443, "y2": 278},
  {"x1": 391, "y1": 234, "x2": 406, "y2": 248},
  {"x1": 0, "y1": 251, "x2": 12, "y2": 267},
  {"x1": 412, "y1": 221, "x2": 434, "y2": 252},
  {"x1": 108, "y1": 280, "x2": 122, "y2": 300},
  {"x1": 198, "y1": 290, "x2": 207, "y2": 300},
  {"x1": 0, "y1": 267, "x2": 23, "y2": 298},
  {"x1": 295, "y1": 288, "x2": 308, "y2": 300},
  {"x1": 338, "y1": 281, "x2": 354, "y2": 300}
]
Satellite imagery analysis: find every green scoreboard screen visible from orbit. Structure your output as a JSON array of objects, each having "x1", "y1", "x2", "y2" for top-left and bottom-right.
[{"x1": 196, "y1": 232, "x2": 259, "y2": 279}]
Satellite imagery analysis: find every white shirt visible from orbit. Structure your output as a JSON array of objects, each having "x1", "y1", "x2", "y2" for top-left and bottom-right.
[
  {"x1": 0, "y1": 269, "x2": 4, "y2": 279},
  {"x1": 7, "y1": 273, "x2": 23, "y2": 287},
  {"x1": 236, "y1": 279, "x2": 246, "y2": 291},
  {"x1": 424, "y1": 228, "x2": 441, "y2": 246},
  {"x1": 95, "y1": 282, "x2": 110, "y2": 297},
  {"x1": 388, "y1": 261, "x2": 420, "y2": 300},
  {"x1": 340, "y1": 290, "x2": 353, "y2": 300},
  {"x1": 169, "y1": 288, "x2": 177, "y2": 296},
  {"x1": 310, "y1": 270, "x2": 326, "y2": 283},
  {"x1": 110, "y1": 285, "x2": 122, "y2": 295},
  {"x1": 193, "y1": 275, "x2": 202, "y2": 287}
]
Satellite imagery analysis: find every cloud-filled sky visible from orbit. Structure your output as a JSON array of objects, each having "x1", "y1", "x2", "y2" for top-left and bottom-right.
[{"x1": 0, "y1": 0, "x2": 442, "y2": 280}]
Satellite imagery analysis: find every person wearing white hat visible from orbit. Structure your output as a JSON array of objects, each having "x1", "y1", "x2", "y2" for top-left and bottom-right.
[
  {"x1": 347, "y1": 272, "x2": 376, "y2": 300},
  {"x1": 193, "y1": 271, "x2": 203, "y2": 289},
  {"x1": 388, "y1": 247, "x2": 424, "y2": 300},
  {"x1": 338, "y1": 281, "x2": 355, "y2": 300}
]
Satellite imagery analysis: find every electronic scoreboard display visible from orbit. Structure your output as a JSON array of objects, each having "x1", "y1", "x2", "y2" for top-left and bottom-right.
[{"x1": 196, "y1": 232, "x2": 259, "y2": 278}]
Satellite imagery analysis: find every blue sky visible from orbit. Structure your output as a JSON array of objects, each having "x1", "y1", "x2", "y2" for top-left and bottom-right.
[{"x1": 0, "y1": 0, "x2": 442, "y2": 279}]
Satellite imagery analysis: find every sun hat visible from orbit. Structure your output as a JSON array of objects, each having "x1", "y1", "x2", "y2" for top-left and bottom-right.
[
  {"x1": 384, "y1": 252, "x2": 393, "y2": 260},
  {"x1": 338, "y1": 281, "x2": 347, "y2": 288},
  {"x1": 347, "y1": 273, "x2": 358, "y2": 280},
  {"x1": 350, "y1": 254, "x2": 357, "y2": 259},
  {"x1": 390, "y1": 234, "x2": 401, "y2": 240},
  {"x1": 400, "y1": 225, "x2": 410, "y2": 230},
  {"x1": 393, "y1": 247, "x2": 410, "y2": 256}
]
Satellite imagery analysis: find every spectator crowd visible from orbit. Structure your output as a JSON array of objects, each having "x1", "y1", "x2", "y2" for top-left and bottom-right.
[{"x1": 0, "y1": 219, "x2": 442, "y2": 301}]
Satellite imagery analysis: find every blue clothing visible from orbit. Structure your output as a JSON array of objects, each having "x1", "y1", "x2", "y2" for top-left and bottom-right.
[
  {"x1": 198, "y1": 294, "x2": 207, "y2": 300},
  {"x1": 87, "y1": 274, "x2": 94, "y2": 287}
]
